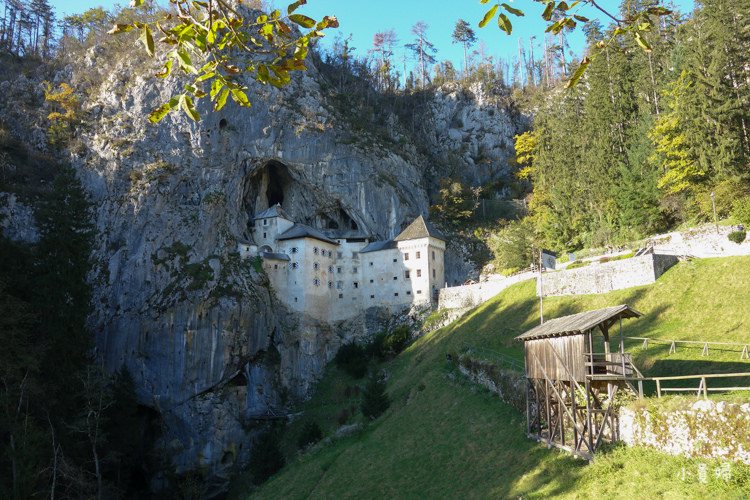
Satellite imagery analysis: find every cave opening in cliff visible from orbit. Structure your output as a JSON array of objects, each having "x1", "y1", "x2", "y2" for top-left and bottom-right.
[{"x1": 243, "y1": 160, "x2": 293, "y2": 219}]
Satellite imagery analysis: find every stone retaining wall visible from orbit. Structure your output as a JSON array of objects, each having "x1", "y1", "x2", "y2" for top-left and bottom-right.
[
  {"x1": 438, "y1": 272, "x2": 533, "y2": 310},
  {"x1": 620, "y1": 399, "x2": 750, "y2": 464},
  {"x1": 539, "y1": 253, "x2": 678, "y2": 297}
]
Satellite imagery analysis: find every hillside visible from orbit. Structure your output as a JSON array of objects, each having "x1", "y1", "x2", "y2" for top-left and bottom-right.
[{"x1": 238, "y1": 256, "x2": 750, "y2": 499}]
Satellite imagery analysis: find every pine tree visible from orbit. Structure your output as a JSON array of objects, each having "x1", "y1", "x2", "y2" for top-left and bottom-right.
[
  {"x1": 361, "y1": 372, "x2": 390, "y2": 420},
  {"x1": 451, "y1": 19, "x2": 476, "y2": 79},
  {"x1": 405, "y1": 21, "x2": 437, "y2": 89}
]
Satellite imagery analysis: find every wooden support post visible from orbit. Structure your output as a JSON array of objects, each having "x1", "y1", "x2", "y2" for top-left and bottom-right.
[
  {"x1": 656, "y1": 379, "x2": 662, "y2": 398},
  {"x1": 545, "y1": 378, "x2": 552, "y2": 444},
  {"x1": 585, "y1": 378, "x2": 593, "y2": 454},
  {"x1": 702, "y1": 377, "x2": 707, "y2": 399},
  {"x1": 570, "y1": 381, "x2": 578, "y2": 452},
  {"x1": 638, "y1": 379, "x2": 644, "y2": 399},
  {"x1": 702, "y1": 343, "x2": 709, "y2": 357},
  {"x1": 742, "y1": 345, "x2": 748, "y2": 360},
  {"x1": 642, "y1": 338, "x2": 648, "y2": 350},
  {"x1": 669, "y1": 341, "x2": 676, "y2": 355},
  {"x1": 526, "y1": 379, "x2": 531, "y2": 434},
  {"x1": 534, "y1": 379, "x2": 542, "y2": 435},
  {"x1": 559, "y1": 383, "x2": 565, "y2": 446}
]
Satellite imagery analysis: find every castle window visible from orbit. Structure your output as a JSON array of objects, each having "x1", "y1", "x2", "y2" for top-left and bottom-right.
[
  {"x1": 337, "y1": 267, "x2": 342, "y2": 273},
  {"x1": 291, "y1": 247, "x2": 299, "y2": 253},
  {"x1": 295, "y1": 297, "x2": 298, "y2": 302},
  {"x1": 417, "y1": 269, "x2": 422, "y2": 277},
  {"x1": 369, "y1": 279, "x2": 374, "y2": 283},
  {"x1": 337, "y1": 252, "x2": 343, "y2": 258},
  {"x1": 369, "y1": 262, "x2": 373, "y2": 266},
  {"x1": 328, "y1": 281, "x2": 334, "y2": 288},
  {"x1": 370, "y1": 295, "x2": 375, "y2": 299},
  {"x1": 433, "y1": 269, "x2": 436, "y2": 278},
  {"x1": 263, "y1": 219, "x2": 268, "y2": 226},
  {"x1": 274, "y1": 264, "x2": 278, "y2": 269},
  {"x1": 313, "y1": 247, "x2": 319, "y2": 255},
  {"x1": 394, "y1": 293, "x2": 399, "y2": 297},
  {"x1": 432, "y1": 251, "x2": 435, "y2": 260},
  {"x1": 393, "y1": 276, "x2": 397, "y2": 280},
  {"x1": 337, "y1": 281, "x2": 343, "y2": 289},
  {"x1": 353, "y1": 267, "x2": 358, "y2": 274},
  {"x1": 417, "y1": 290, "x2": 422, "y2": 294},
  {"x1": 313, "y1": 278, "x2": 320, "y2": 286},
  {"x1": 416, "y1": 251, "x2": 421, "y2": 259},
  {"x1": 339, "y1": 293, "x2": 343, "y2": 299},
  {"x1": 406, "y1": 291, "x2": 411, "y2": 295},
  {"x1": 393, "y1": 258, "x2": 397, "y2": 263},
  {"x1": 404, "y1": 270, "x2": 410, "y2": 279},
  {"x1": 263, "y1": 232, "x2": 267, "y2": 238},
  {"x1": 405, "y1": 253, "x2": 409, "y2": 260},
  {"x1": 353, "y1": 282, "x2": 359, "y2": 289},
  {"x1": 328, "y1": 265, "x2": 334, "y2": 272},
  {"x1": 289, "y1": 262, "x2": 299, "y2": 269},
  {"x1": 313, "y1": 262, "x2": 320, "y2": 270},
  {"x1": 352, "y1": 252, "x2": 358, "y2": 259}
]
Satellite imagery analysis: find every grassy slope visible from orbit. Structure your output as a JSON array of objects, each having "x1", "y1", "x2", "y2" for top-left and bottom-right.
[{"x1": 242, "y1": 257, "x2": 750, "y2": 499}]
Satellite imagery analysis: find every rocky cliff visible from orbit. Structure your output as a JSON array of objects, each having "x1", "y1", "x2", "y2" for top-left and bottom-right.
[{"x1": 0, "y1": 38, "x2": 527, "y2": 491}]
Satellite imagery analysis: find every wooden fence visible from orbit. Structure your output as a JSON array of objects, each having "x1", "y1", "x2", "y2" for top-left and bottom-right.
[
  {"x1": 625, "y1": 336, "x2": 750, "y2": 360},
  {"x1": 651, "y1": 372, "x2": 750, "y2": 398}
]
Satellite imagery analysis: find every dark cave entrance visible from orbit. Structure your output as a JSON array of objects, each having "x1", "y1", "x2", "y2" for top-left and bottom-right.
[{"x1": 243, "y1": 160, "x2": 294, "y2": 218}]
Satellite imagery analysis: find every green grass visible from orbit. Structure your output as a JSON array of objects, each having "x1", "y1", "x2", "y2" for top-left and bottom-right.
[{"x1": 236, "y1": 256, "x2": 750, "y2": 499}]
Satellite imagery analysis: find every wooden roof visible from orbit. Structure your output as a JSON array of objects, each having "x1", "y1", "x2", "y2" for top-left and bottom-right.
[{"x1": 515, "y1": 305, "x2": 643, "y2": 341}]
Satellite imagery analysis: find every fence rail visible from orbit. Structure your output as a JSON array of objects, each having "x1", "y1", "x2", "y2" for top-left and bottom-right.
[
  {"x1": 461, "y1": 341, "x2": 525, "y2": 372},
  {"x1": 650, "y1": 372, "x2": 750, "y2": 399},
  {"x1": 625, "y1": 336, "x2": 750, "y2": 360}
]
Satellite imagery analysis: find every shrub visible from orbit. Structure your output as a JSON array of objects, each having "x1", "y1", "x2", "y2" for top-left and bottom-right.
[
  {"x1": 382, "y1": 325, "x2": 410, "y2": 356},
  {"x1": 337, "y1": 408, "x2": 350, "y2": 425},
  {"x1": 335, "y1": 341, "x2": 368, "y2": 379},
  {"x1": 296, "y1": 421, "x2": 323, "y2": 449},
  {"x1": 361, "y1": 372, "x2": 390, "y2": 420},
  {"x1": 728, "y1": 230, "x2": 747, "y2": 244},
  {"x1": 732, "y1": 197, "x2": 750, "y2": 226}
]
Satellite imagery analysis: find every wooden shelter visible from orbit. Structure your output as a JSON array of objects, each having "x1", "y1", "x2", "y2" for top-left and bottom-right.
[{"x1": 516, "y1": 305, "x2": 645, "y2": 460}]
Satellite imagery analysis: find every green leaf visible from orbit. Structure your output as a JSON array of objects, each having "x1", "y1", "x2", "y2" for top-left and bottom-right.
[
  {"x1": 573, "y1": 15, "x2": 589, "y2": 22},
  {"x1": 140, "y1": 24, "x2": 155, "y2": 57},
  {"x1": 179, "y1": 94, "x2": 200, "y2": 121},
  {"x1": 107, "y1": 24, "x2": 134, "y2": 35},
  {"x1": 565, "y1": 56, "x2": 591, "y2": 88},
  {"x1": 479, "y1": 0, "x2": 490, "y2": 3},
  {"x1": 176, "y1": 50, "x2": 198, "y2": 74},
  {"x1": 195, "y1": 72, "x2": 215, "y2": 83},
  {"x1": 148, "y1": 102, "x2": 173, "y2": 123},
  {"x1": 497, "y1": 13, "x2": 512, "y2": 34},
  {"x1": 289, "y1": 14, "x2": 315, "y2": 28},
  {"x1": 542, "y1": 2, "x2": 555, "y2": 21},
  {"x1": 557, "y1": 1, "x2": 569, "y2": 11},
  {"x1": 479, "y1": 5, "x2": 498, "y2": 28},
  {"x1": 210, "y1": 78, "x2": 224, "y2": 99},
  {"x1": 214, "y1": 88, "x2": 230, "y2": 111},
  {"x1": 230, "y1": 88, "x2": 251, "y2": 107},
  {"x1": 633, "y1": 32, "x2": 652, "y2": 52},
  {"x1": 501, "y1": 4, "x2": 524, "y2": 16}
]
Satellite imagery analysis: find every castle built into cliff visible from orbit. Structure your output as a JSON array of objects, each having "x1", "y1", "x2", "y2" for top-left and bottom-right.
[{"x1": 238, "y1": 204, "x2": 446, "y2": 321}]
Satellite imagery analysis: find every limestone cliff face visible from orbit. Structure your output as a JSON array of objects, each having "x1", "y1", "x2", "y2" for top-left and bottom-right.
[{"x1": 0, "y1": 43, "x2": 527, "y2": 488}]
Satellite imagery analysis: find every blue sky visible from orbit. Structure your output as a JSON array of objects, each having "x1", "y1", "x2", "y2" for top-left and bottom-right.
[{"x1": 50, "y1": 1, "x2": 695, "y2": 81}]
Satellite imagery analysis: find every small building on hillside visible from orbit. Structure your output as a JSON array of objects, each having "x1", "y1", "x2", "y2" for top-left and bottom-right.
[
  {"x1": 516, "y1": 304, "x2": 645, "y2": 460},
  {"x1": 245, "y1": 203, "x2": 446, "y2": 321}
]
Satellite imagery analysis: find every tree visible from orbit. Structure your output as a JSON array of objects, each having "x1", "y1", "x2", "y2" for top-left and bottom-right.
[
  {"x1": 451, "y1": 19, "x2": 476, "y2": 78},
  {"x1": 361, "y1": 372, "x2": 390, "y2": 420},
  {"x1": 369, "y1": 29, "x2": 398, "y2": 92},
  {"x1": 109, "y1": 0, "x2": 338, "y2": 123},
  {"x1": 405, "y1": 21, "x2": 437, "y2": 89}
]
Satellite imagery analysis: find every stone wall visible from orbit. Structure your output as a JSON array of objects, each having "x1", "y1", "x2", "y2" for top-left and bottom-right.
[
  {"x1": 438, "y1": 272, "x2": 533, "y2": 310},
  {"x1": 620, "y1": 399, "x2": 750, "y2": 464},
  {"x1": 539, "y1": 253, "x2": 679, "y2": 297}
]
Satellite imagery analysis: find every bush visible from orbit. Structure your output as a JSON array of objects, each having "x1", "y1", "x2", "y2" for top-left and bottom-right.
[
  {"x1": 382, "y1": 325, "x2": 410, "y2": 356},
  {"x1": 335, "y1": 341, "x2": 368, "y2": 379},
  {"x1": 361, "y1": 372, "x2": 390, "y2": 420},
  {"x1": 296, "y1": 421, "x2": 323, "y2": 449},
  {"x1": 732, "y1": 197, "x2": 750, "y2": 226},
  {"x1": 728, "y1": 230, "x2": 747, "y2": 244}
]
